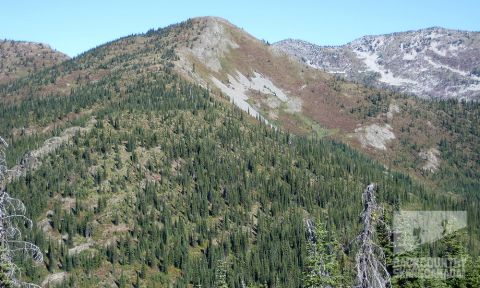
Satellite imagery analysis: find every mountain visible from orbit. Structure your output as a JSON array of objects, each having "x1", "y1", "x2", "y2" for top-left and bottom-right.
[
  {"x1": 273, "y1": 27, "x2": 480, "y2": 100},
  {"x1": 0, "y1": 40, "x2": 69, "y2": 85},
  {"x1": 171, "y1": 18, "x2": 479, "y2": 195},
  {"x1": 0, "y1": 17, "x2": 479, "y2": 287}
]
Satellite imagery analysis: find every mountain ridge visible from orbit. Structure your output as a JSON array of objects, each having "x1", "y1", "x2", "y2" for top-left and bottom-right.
[
  {"x1": 0, "y1": 16, "x2": 479, "y2": 287},
  {"x1": 274, "y1": 27, "x2": 480, "y2": 100},
  {"x1": 0, "y1": 40, "x2": 69, "y2": 85},
  {"x1": 3, "y1": 16, "x2": 478, "y2": 189}
]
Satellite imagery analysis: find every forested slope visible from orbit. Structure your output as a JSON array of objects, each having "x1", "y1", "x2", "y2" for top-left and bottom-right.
[
  {"x1": 0, "y1": 18, "x2": 478, "y2": 287},
  {"x1": 5, "y1": 69, "x2": 472, "y2": 287}
]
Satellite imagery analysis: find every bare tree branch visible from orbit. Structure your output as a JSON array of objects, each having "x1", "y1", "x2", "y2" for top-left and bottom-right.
[
  {"x1": 1, "y1": 136, "x2": 43, "y2": 287},
  {"x1": 354, "y1": 183, "x2": 391, "y2": 288}
]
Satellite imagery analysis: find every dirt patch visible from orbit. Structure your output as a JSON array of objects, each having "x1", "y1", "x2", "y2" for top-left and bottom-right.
[{"x1": 61, "y1": 197, "x2": 76, "y2": 210}]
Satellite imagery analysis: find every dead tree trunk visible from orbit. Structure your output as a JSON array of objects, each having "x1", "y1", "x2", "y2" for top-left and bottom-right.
[
  {"x1": 0, "y1": 136, "x2": 43, "y2": 287},
  {"x1": 355, "y1": 183, "x2": 391, "y2": 288}
]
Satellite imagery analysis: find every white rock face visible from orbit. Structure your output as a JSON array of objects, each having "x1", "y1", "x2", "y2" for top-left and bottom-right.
[
  {"x1": 68, "y1": 240, "x2": 94, "y2": 255},
  {"x1": 355, "y1": 124, "x2": 396, "y2": 150},
  {"x1": 353, "y1": 49, "x2": 417, "y2": 86},
  {"x1": 211, "y1": 72, "x2": 262, "y2": 119},
  {"x1": 41, "y1": 272, "x2": 67, "y2": 287},
  {"x1": 418, "y1": 148, "x2": 441, "y2": 172},
  {"x1": 274, "y1": 27, "x2": 480, "y2": 100},
  {"x1": 211, "y1": 70, "x2": 301, "y2": 120},
  {"x1": 7, "y1": 118, "x2": 97, "y2": 181},
  {"x1": 187, "y1": 18, "x2": 239, "y2": 73},
  {"x1": 386, "y1": 103, "x2": 400, "y2": 120}
]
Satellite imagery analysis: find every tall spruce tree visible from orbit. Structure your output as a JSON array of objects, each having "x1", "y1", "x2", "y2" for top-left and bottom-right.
[
  {"x1": 303, "y1": 219, "x2": 342, "y2": 287},
  {"x1": 214, "y1": 259, "x2": 229, "y2": 288}
]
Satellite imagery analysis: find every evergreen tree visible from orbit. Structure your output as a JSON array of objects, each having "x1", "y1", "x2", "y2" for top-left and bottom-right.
[
  {"x1": 214, "y1": 259, "x2": 229, "y2": 288},
  {"x1": 47, "y1": 241, "x2": 56, "y2": 273},
  {"x1": 441, "y1": 231, "x2": 468, "y2": 288},
  {"x1": 118, "y1": 270, "x2": 127, "y2": 288},
  {"x1": 303, "y1": 219, "x2": 342, "y2": 287},
  {"x1": 0, "y1": 247, "x2": 14, "y2": 288},
  {"x1": 0, "y1": 30, "x2": 479, "y2": 286},
  {"x1": 465, "y1": 256, "x2": 480, "y2": 287}
]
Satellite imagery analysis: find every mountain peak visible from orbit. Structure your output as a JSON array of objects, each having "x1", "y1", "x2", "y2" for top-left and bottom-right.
[
  {"x1": 189, "y1": 16, "x2": 233, "y2": 24},
  {"x1": 185, "y1": 16, "x2": 240, "y2": 33}
]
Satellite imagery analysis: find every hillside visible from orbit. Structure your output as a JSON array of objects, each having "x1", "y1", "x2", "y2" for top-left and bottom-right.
[
  {"x1": 274, "y1": 27, "x2": 480, "y2": 100},
  {"x1": 0, "y1": 17, "x2": 478, "y2": 287},
  {"x1": 169, "y1": 18, "x2": 479, "y2": 201},
  {"x1": 0, "y1": 40, "x2": 69, "y2": 85}
]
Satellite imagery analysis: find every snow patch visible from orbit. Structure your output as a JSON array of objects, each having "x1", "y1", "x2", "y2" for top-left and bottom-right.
[
  {"x1": 448, "y1": 43, "x2": 464, "y2": 55},
  {"x1": 428, "y1": 31, "x2": 444, "y2": 39},
  {"x1": 355, "y1": 124, "x2": 396, "y2": 150},
  {"x1": 275, "y1": 30, "x2": 480, "y2": 100}
]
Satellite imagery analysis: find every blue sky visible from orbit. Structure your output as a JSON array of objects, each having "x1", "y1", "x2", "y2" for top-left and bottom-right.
[{"x1": 1, "y1": 0, "x2": 479, "y2": 57}]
